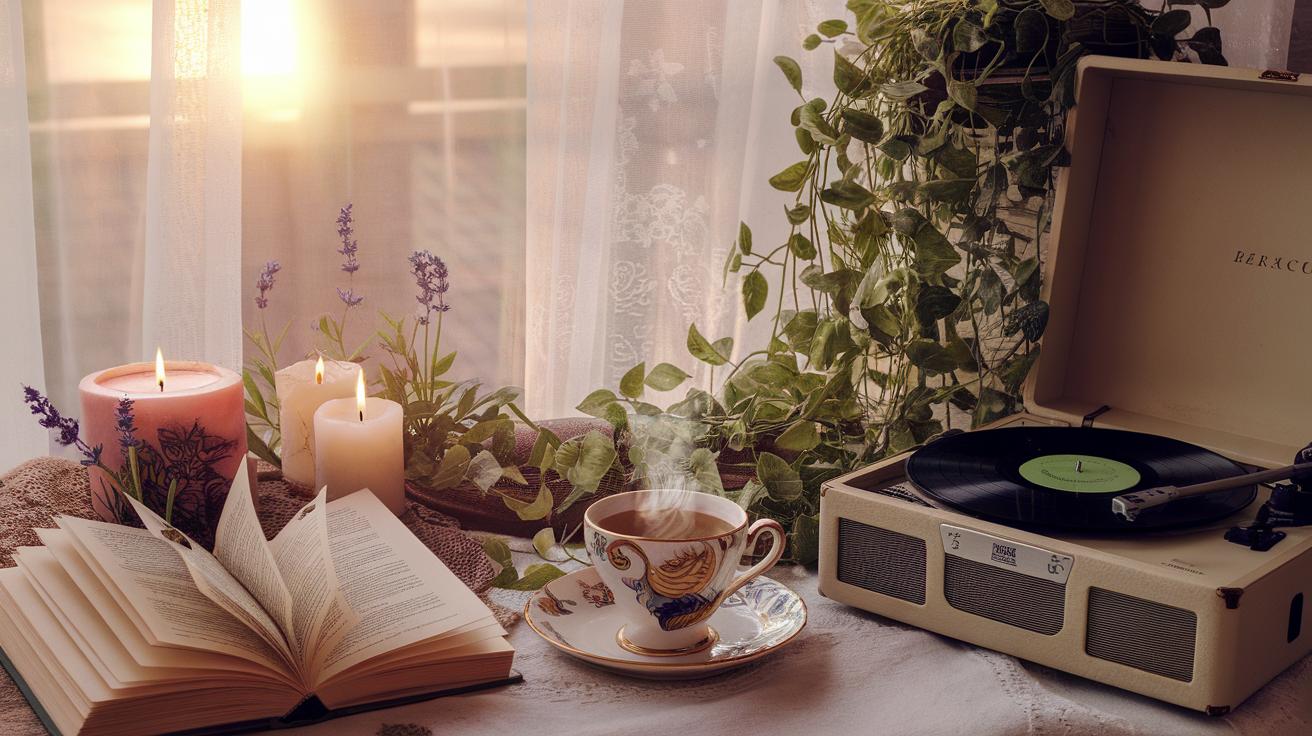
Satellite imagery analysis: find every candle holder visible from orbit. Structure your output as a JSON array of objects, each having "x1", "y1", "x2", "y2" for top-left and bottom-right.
[{"x1": 79, "y1": 360, "x2": 247, "y2": 548}]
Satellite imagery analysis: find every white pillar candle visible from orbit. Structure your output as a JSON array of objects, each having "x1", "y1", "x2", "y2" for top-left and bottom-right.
[
  {"x1": 275, "y1": 356, "x2": 357, "y2": 488},
  {"x1": 312, "y1": 369, "x2": 405, "y2": 514}
]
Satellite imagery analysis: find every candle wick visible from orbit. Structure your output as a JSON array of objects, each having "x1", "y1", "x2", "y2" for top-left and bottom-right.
[
  {"x1": 358, "y1": 410, "x2": 364, "y2": 422},
  {"x1": 158, "y1": 380, "x2": 164, "y2": 393}
]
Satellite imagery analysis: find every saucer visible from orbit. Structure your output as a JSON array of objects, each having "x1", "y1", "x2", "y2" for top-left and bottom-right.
[{"x1": 523, "y1": 566, "x2": 806, "y2": 679}]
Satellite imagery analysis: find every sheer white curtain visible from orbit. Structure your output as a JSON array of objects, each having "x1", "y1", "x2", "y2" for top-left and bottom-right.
[
  {"x1": 3, "y1": 0, "x2": 525, "y2": 472},
  {"x1": 524, "y1": 0, "x2": 1297, "y2": 420},
  {"x1": 1, "y1": 0, "x2": 47, "y2": 464},
  {"x1": 526, "y1": 0, "x2": 847, "y2": 418}
]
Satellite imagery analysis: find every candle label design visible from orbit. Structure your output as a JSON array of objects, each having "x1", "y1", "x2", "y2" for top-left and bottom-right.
[{"x1": 100, "y1": 421, "x2": 238, "y2": 549}]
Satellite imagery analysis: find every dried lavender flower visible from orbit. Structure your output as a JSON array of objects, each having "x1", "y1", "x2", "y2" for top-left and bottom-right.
[
  {"x1": 255, "y1": 260, "x2": 281, "y2": 310},
  {"x1": 115, "y1": 397, "x2": 138, "y2": 453},
  {"x1": 408, "y1": 250, "x2": 451, "y2": 325},
  {"x1": 22, "y1": 385, "x2": 100, "y2": 465},
  {"x1": 336, "y1": 287, "x2": 364, "y2": 308},
  {"x1": 337, "y1": 204, "x2": 360, "y2": 274}
]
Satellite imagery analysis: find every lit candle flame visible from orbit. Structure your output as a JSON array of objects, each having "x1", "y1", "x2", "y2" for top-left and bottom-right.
[
  {"x1": 356, "y1": 366, "x2": 366, "y2": 422},
  {"x1": 315, "y1": 355, "x2": 325, "y2": 385},
  {"x1": 155, "y1": 348, "x2": 166, "y2": 392}
]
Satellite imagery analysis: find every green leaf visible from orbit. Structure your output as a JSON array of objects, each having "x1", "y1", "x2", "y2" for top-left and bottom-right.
[
  {"x1": 915, "y1": 285, "x2": 962, "y2": 324},
  {"x1": 467, "y1": 449, "x2": 503, "y2": 492},
  {"x1": 792, "y1": 513, "x2": 820, "y2": 566},
  {"x1": 742, "y1": 270, "x2": 768, "y2": 320},
  {"x1": 528, "y1": 428, "x2": 561, "y2": 469},
  {"x1": 878, "y1": 137, "x2": 913, "y2": 161},
  {"x1": 553, "y1": 431, "x2": 618, "y2": 499},
  {"x1": 769, "y1": 161, "x2": 811, "y2": 192},
  {"x1": 532, "y1": 527, "x2": 557, "y2": 558},
  {"x1": 839, "y1": 108, "x2": 884, "y2": 143},
  {"x1": 756, "y1": 452, "x2": 803, "y2": 501},
  {"x1": 737, "y1": 221, "x2": 752, "y2": 255},
  {"x1": 918, "y1": 177, "x2": 975, "y2": 203},
  {"x1": 880, "y1": 81, "x2": 928, "y2": 101},
  {"x1": 798, "y1": 104, "x2": 839, "y2": 144},
  {"x1": 1039, "y1": 0, "x2": 1075, "y2": 21},
  {"x1": 1014, "y1": 7, "x2": 1048, "y2": 53},
  {"x1": 788, "y1": 233, "x2": 817, "y2": 260},
  {"x1": 431, "y1": 445, "x2": 472, "y2": 490},
  {"x1": 619, "y1": 362, "x2": 646, "y2": 399},
  {"x1": 576, "y1": 388, "x2": 620, "y2": 418},
  {"x1": 952, "y1": 20, "x2": 988, "y2": 52},
  {"x1": 502, "y1": 484, "x2": 553, "y2": 521},
  {"x1": 833, "y1": 52, "x2": 871, "y2": 97},
  {"x1": 784, "y1": 310, "x2": 819, "y2": 354},
  {"x1": 802, "y1": 33, "x2": 822, "y2": 51},
  {"x1": 462, "y1": 418, "x2": 509, "y2": 445},
  {"x1": 785, "y1": 204, "x2": 811, "y2": 225},
  {"x1": 645, "y1": 362, "x2": 690, "y2": 391},
  {"x1": 1152, "y1": 9, "x2": 1192, "y2": 37},
  {"x1": 820, "y1": 180, "x2": 875, "y2": 210},
  {"x1": 687, "y1": 447, "x2": 725, "y2": 496},
  {"x1": 913, "y1": 225, "x2": 961, "y2": 275},
  {"x1": 775, "y1": 420, "x2": 821, "y2": 452},
  {"x1": 712, "y1": 336, "x2": 734, "y2": 361},
  {"x1": 818, "y1": 19, "x2": 847, "y2": 37},
  {"x1": 687, "y1": 323, "x2": 729, "y2": 366},
  {"x1": 245, "y1": 425, "x2": 281, "y2": 468},
  {"x1": 947, "y1": 80, "x2": 977, "y2": 111},
  {"x1": 736, "y1": 479, "x2": 768, "y2": 511},
  {"x1": 503, "y1": 563, "x2": 568, "y2": 591},
  {"x1": 906, "y1": 339, "x2": 958, "y2": 374},
  {"x1": 773, "y1": 55, "x2": 803, "y2": 93},
  {"x1": 483, "y1": 536, "x2": 519, "y2": 588}
]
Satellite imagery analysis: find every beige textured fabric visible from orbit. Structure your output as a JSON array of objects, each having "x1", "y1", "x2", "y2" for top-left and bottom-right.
[{"x1": 0, "y1": 457, "x2": 517, "y2": 734}]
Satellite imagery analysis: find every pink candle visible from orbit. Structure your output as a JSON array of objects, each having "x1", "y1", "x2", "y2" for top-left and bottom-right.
[{"x1": 78, "y1": 358, "x2": 246, "y2": 548}]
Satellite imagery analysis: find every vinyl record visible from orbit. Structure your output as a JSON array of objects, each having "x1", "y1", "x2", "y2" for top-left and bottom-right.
[{"x1": 906, "y1": 426, "x2": 1256, "y2": 532}]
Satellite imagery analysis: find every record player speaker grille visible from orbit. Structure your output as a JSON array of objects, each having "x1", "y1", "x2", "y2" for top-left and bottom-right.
[
  {"x1": 943, "y1": 555, "x2": 1065, "y2": 635},
  {"x1": 1086, "y1": 587, "x2": 1196, "y2": 682},
  {"x1": 836, "y1": 518, "x2": 926, "y2": 605}
]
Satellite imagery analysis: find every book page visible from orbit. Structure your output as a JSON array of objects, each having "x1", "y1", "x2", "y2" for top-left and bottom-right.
[
  {"x1": 212, "y1": 468, "x2": 295, "y2": 644},
  {"x1": 56, "y1": 515, "x2": 285, "y2": 671},
  {"x1": 314, "y1": 491, "x2": 496, "y2": 683},
  {"x1": 268, "y1": 488, "x2": 357, "y2": 677},
  {"x1": 36, "y1": 528, "x2": 275, "y2": 678},
  {"x1": 126, "y1": 496, "x2": 296, "y2": 674}
]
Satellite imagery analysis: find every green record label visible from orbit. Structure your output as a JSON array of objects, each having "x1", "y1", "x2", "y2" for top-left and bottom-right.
[{"x1": 1017, "y1": 454, "x2": 1141, "y2": 493}]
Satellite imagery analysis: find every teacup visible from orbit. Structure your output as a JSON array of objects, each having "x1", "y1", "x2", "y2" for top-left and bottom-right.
[{"x1": 584, "y1": 489, "x2": 786, "y2": 655}]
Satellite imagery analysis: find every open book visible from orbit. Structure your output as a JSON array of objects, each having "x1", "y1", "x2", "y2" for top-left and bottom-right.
[{"x1": 0, "y1": 459, "x2": 516, "y2": 736}]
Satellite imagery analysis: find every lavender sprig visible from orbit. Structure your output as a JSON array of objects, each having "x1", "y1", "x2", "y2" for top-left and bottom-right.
[
  {"x1": 409, "y1": 250, "x2": 451, "y2": 325},
  {"x1": 23, "y1": 385, "x2": 100, "y2": 466},
  {"x1": 336, "y1": 287, "x2": 364, "y2": 307},
  {"x1": 115, "y1": 397, "x2": 138, "y2": 453},
  {"x1": 255, "y1": 260, "x2": 280, "y2": 310},
  {"x1": 336, "y1": 204, "x2": 360, "y2": 275}
]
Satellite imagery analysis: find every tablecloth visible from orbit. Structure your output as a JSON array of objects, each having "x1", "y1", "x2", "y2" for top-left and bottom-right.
[
  {"x1": 2, "y1": 467, "x2": 1309, "y2": 736},
  {"x1": 279, "y1": 547, "x2": 1311, "y2": 736}
]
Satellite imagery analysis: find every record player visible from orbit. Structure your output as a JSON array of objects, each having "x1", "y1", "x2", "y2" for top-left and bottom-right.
[{"x1": 817, "y1": 57, "x2": 1312, "y2": 714}]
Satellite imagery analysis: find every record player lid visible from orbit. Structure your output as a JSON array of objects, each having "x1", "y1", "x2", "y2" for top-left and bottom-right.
[{"x1": 1026, "y1": 57, "x2": 1312, "y2": 469}]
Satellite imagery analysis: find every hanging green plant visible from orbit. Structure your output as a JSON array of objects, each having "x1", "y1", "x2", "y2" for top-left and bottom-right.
[{"x1": 563, "y1": 0, "x2": 1225, "y2": 565}]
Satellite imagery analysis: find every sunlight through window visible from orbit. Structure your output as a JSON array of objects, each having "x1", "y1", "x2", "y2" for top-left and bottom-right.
[{"x1": 242, "y1": 0, "x2": 298, "y2": 78}]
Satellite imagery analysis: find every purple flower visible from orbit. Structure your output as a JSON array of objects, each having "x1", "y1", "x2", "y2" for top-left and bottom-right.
[
  {"x1": 22, "y1": 385, "x2": 101, "y2": 466},
  {"x1": 115, "y1": 397, "x2": 138, "y2": 454},
  {"x1": 408, "y1": 250, "x2": 451, "y2": 325},
  {"x1": 336, "y1": 287, "x2": 364, "y2": 307},
  {"x1": 336, "y1": 204, "x2": 360, "y2": 275},
  {"x1": 255, "y1": 260, "x2": 280, "y2": 310}
]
